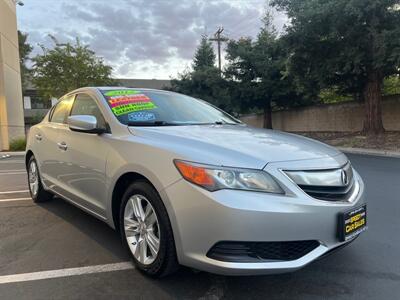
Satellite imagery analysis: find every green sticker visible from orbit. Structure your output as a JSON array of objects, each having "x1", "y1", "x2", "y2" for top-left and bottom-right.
[
  {"x1": 112, "y1": 102, "x2": 157, "y2": 116},
  {"x1": 104, "y1": 90, "x2": 140, "y2": 96}
]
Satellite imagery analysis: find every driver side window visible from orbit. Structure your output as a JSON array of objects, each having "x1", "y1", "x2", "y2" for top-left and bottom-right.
[
  {"x1": 70, "y1": 93, "x2": 107, "y2": 129},
  {"x1": 50, "y1": 96, "x2": 74, "y2": 124}
]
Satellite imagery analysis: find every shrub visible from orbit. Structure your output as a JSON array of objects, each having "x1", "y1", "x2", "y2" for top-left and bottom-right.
[{"x1": 9, "y1": 138, "x2": 26, "y2": 151}]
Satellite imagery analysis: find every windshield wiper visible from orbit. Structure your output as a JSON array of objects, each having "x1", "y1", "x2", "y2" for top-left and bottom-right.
[
  {"x1": 213, "y1": 120, "x2": 241, "y2": 125},
  {"x1": 127, "y1": 121, "x2": 181, "y2": 127}
]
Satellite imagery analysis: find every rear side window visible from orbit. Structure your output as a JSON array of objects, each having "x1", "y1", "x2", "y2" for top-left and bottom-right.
[
  {"x1": 70, "y1": 93, "x2": 107, "y2": 129},
  {"x1": 50, "y1": 96, "x2": 74, "y2": 124}
]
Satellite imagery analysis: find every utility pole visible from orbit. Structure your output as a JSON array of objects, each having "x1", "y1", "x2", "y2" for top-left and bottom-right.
[{"x1": 209, "y1": 27, "x2": 228, "y2": 75}]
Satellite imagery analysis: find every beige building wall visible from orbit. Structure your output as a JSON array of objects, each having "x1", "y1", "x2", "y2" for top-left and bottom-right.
[
  {"x1": 0, "y1": 0, "x2": 25, "y2": 150},
  {"x1": 240, "y1": 95, "x2": 400, "y2": 132}
]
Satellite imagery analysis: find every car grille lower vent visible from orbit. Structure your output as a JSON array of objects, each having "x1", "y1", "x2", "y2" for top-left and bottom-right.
[{"x1": 207, "y1": 240, "x2": 320, "y2": 263}]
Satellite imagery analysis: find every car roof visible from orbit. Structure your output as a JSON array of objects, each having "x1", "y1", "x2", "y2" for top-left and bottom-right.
[
  {"x1": 68, "y1": 86, "x2": 170, "y2": 95},
  {"x1": 95, "y1": 86, "x2": 167, "y2": 93}
]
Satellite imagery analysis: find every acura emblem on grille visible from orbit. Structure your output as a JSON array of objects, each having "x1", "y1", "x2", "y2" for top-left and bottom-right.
[{"x1": 341, "y1": 170, "x2": 349, "y2": 185}]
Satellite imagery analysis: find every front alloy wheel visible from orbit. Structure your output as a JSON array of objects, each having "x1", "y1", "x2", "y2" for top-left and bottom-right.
[
  {"x1": 124, "y1": 194, "x2": 160, "y2": 265},
  {"x1": 120, "y1": 181, "x2": 179, "y2": 277}
]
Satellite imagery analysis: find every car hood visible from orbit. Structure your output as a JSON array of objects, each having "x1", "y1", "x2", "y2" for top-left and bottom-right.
[{"x1": 128, "y1": 125, "x2": 345, "y2": 169}]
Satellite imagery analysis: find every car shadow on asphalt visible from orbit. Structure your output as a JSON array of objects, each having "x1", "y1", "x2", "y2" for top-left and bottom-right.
[{"x1": 37, "y1": 196, "x2": 130, "y2": 262}]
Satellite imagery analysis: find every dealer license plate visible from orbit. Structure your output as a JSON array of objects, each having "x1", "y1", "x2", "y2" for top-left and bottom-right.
[{"x1": 339, "y1": 204, "x2": 367, "y2": 241}]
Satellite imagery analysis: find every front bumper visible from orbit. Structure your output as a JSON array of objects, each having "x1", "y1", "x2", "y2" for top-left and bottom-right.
[{"x1": 162, "y1": 156, "x2": 366, "y2": 275}]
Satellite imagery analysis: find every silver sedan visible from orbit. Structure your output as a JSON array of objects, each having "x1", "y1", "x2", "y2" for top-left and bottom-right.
[{"x1": 25, "y1": 87, "x2": 367, "y2": 277}]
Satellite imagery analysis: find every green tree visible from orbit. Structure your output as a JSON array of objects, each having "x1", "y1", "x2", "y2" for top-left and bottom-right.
[
  {"x1": 170, "y1": 67, "x2": 236, "y2": 113},
  {"x1": 192, "y1": 35, "x2": 216, "y2": 71},
  {"x1": 383, "y1": 75, "x2": 400, "y2": 95},
  {"x1": 18, "y1": 31, "x2": 33, "y2": 92},
  {"x1": 169, "y1": 35, "x2": 237, "y2": 112},
  {"x1": 225, "y1": 13, "x2": 315, "y2": 128},
  {"x1": 32, "y1": 36, "x2": 115, "y2": 99},
  {"x1": 272, "y1": 0, "x2": 400, "y2": 134}
]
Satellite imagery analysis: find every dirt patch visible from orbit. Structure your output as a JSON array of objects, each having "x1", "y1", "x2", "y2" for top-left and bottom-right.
[{"x1": 295, "y1": 131, "x2": 400, "y2": 152}]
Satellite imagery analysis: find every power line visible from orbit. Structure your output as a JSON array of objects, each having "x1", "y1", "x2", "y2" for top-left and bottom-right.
[{"x1": 209, "y1": 27, "x2": 229, "y2": 74}]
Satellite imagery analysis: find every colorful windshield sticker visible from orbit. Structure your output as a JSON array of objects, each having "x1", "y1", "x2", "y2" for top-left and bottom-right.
[
  {"x1": 128, "y1": 111, "x2": 156, "y2": 122},
  {"x1": 112, "y1": 102, "x2": 157, "y2": 116},
  {"x1": 105, "y1": 93, "x2": 157, "y2": 116},
  {"x1": 104, "y1": 90, "x2": 140, "y2": 97},
  {"x1": 108, "y1": 94, "x2": 152, "y2": 107}
]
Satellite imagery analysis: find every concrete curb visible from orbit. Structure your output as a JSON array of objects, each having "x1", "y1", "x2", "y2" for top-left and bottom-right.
[
  {"x1": 0, "y1": 151, "x2": 25, "y2": 159},
  {"x1": 337, "y1": 147, "x2": 400, "y2": 158}
]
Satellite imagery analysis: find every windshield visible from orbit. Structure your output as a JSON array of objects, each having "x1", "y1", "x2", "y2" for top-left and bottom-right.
[{"x1": 101, "y1": 89, "x2": 241, "y2": 126}]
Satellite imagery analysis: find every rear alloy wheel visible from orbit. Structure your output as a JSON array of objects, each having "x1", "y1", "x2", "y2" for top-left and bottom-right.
[
  {"x1": 27, "y1": 156, "x2": 53, "y2": 203},
  {"x1": 120, "y1": 181, "x2": 179, "y2": 277},
  {"x1": 28, "y1": 159, "x2": 39, "y2": 197}
]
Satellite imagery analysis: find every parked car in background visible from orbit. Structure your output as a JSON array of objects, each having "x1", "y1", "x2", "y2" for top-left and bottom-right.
[{"x1": 25, "y1": 87, "x2": 367, "y2": 277}]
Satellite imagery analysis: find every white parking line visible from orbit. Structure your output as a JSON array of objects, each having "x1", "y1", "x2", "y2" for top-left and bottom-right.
[
  {"x1": 0, "y1": 172, "x2": 26, "y2": 175},
  {"x1": 0, "y1": 262, "x2": 134, "y2": 284},
  {"x1": 0, "y1": 190, "x2": 29, "y2": 194},
  {"x1": 0, "y1": 169, "x2": 26, "y2": 172},
  {"x1": 0, "y1": 197, "x2": 32, "y2": 202}
]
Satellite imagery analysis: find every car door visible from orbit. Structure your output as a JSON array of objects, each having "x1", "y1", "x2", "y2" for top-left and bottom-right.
[
  {"x1": 36, "y1": 95, "x2": 74, "y2": 191},
  {"x1": 56, "y1": 92, "x2": 111, "y2": 218}
]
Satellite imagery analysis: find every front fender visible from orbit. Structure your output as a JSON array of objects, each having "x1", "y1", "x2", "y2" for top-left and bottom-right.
[{"x1": 104, "y1": 142, "x2": 182, "y2": 229}]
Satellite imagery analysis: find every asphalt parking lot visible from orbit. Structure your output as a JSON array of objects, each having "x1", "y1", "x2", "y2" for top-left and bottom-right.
[{"x1": 0, "y1": 153, "x2": 399, "y2": 299}]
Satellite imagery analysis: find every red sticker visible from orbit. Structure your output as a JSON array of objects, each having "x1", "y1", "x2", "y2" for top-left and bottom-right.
[{"x1": 108, "y1": 94, "x2": 151, "y2": 108}]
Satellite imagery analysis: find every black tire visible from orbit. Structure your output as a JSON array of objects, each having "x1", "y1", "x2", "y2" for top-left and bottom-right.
[
  {"x1": 27, "y1": 156, "x2": 53, "y2": 203},
  {"x1": 119, "y1": 180, "x2": 179, "y2": 277}
]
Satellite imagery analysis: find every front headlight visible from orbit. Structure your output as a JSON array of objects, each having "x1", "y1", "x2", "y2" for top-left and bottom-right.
[{"x1": 174, "y1": 160, "x2": 284, "y2": 194}]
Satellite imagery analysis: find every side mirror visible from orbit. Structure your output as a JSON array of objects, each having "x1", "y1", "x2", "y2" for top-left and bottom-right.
[{"x1": 68, "y1": 115, "x2": 105, "y2": 134}]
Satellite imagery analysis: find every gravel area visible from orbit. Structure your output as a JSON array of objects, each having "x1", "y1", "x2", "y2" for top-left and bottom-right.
[{"x1": 297, "y1": 131, "x2": 400, "y2": 152}]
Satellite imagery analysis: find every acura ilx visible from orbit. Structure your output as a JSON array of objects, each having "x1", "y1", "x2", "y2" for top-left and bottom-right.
[{"x1": 25, "y1": 87, "x2": 367, "y2": 277}]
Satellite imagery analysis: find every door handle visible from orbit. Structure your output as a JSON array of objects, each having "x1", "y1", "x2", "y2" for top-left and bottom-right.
[
  {"x1": 35, "y1": 134, "x2": 42, "y2": 141},
  {"x1": 57, "y1": 142, "x2": 68, "y2": 151}
]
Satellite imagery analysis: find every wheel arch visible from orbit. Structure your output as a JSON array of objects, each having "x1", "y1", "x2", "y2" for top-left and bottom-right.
[
  {"x1": 107, "y1": 164, "x2": 183, "y2": 264},
  {"x1": 25, "y1": 150, "x2": 34, "y2": 169},
  {"x1": 111, "y1": 172, "x2": 159, "y2": 232}
]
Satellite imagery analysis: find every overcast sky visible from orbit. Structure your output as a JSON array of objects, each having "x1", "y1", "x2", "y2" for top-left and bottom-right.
[{"x1": 17, "y1": 0, "x2": 287, "y2": 79}]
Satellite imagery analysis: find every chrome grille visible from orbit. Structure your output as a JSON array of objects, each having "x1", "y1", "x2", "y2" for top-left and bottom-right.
[{"x1": 285, "y1": 163, "x2": 356, "y2": 201}]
